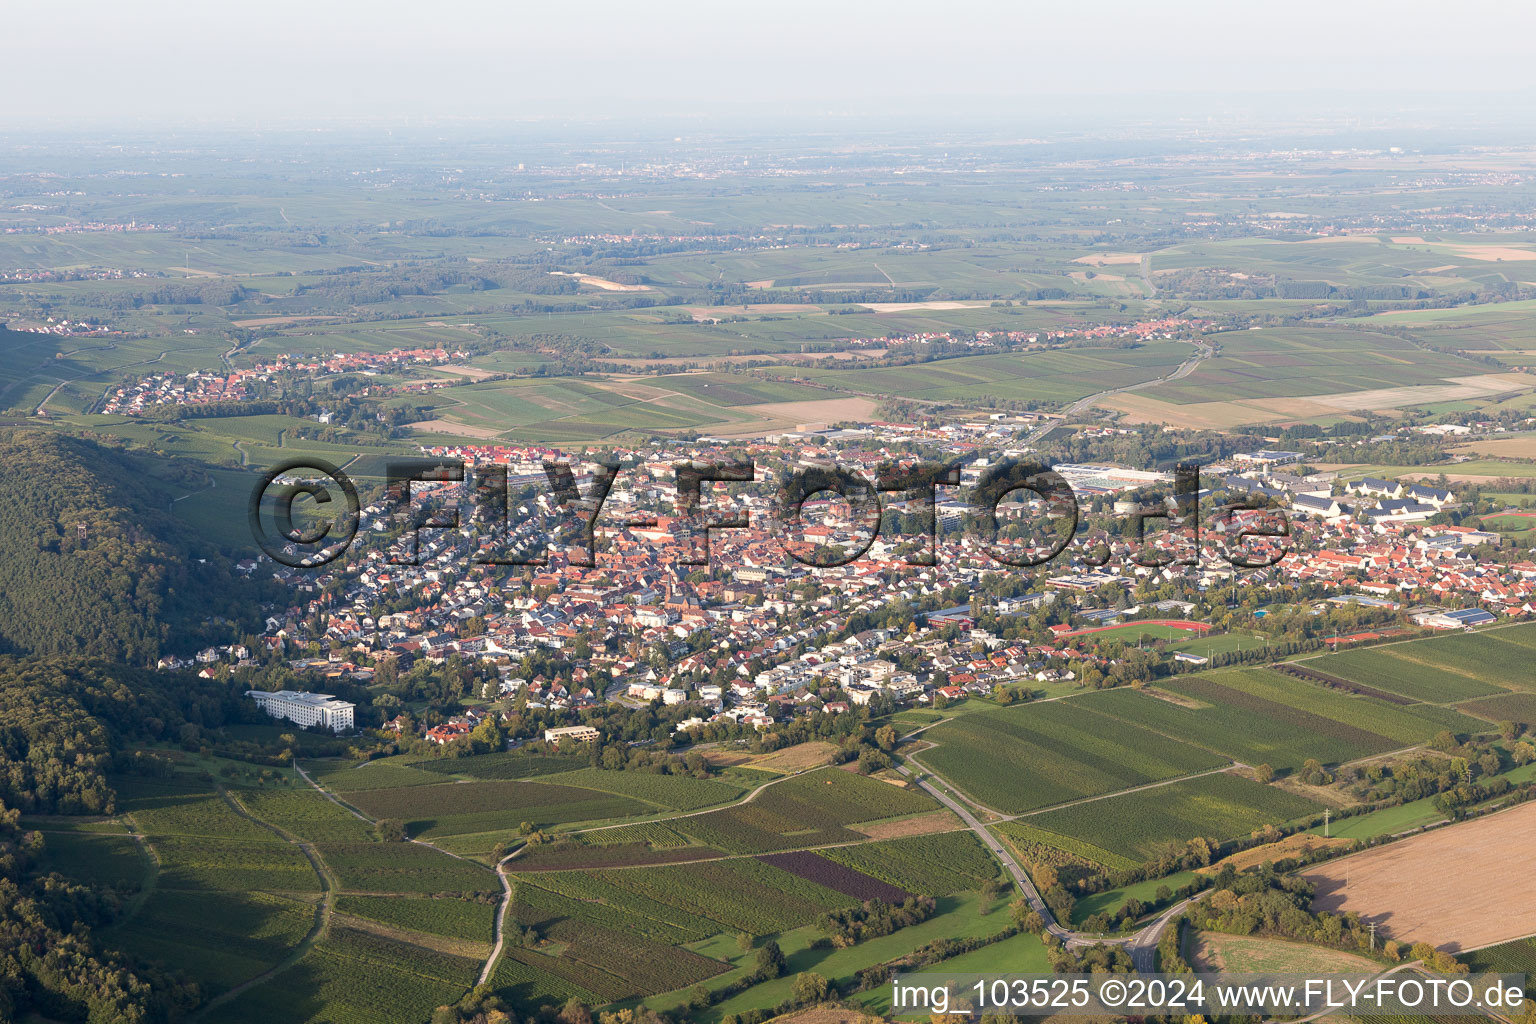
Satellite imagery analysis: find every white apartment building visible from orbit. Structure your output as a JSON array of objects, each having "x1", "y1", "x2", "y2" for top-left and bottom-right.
[{"x1": 246, "y1": 690, "x2": 356, "y2": 732}]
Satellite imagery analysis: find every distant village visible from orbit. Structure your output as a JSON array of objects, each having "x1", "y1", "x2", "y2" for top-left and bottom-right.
[{"x1": 100, "y1": 346, "x2": 467, "y2": 415}]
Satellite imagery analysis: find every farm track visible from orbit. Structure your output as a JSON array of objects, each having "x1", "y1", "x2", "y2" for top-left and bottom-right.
[
  {"x1": 189, "y1": 786, "x2": 337, "y2": 1021},
  {"x1": 112, "y1": 815, "x2": 162, "y2": 926},
  {"x1": 1025, "y1": 339, "x2": 1213, "y2": 443},
  {"x1": 498, "y1": 827, "x2": 971, "y2": 874},
  {"x1": 562, "y1": 762, "x2": 804, "y2": 837},
  {"x1": 892, "y1": 759, "x2": 1180, "y2": 970},
  {"x1": 293, "y1": 762, "x2": 507, "y2": 994}
]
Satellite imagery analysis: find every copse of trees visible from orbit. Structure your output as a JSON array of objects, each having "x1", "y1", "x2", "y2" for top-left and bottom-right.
[{"x1": 0, "y1": 656, "x2": 247, "y2": 814}]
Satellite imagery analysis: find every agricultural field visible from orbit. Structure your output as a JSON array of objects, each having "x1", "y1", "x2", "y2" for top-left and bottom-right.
[
  {"x1": 1069, "y1": 870, "x2": 1201, "y2": 926},
  {"x1": 118, "y1": 778, "x2": 281, "y2": 843},
  {"x1": 491, "y1": 952, "x2": 604, "y2": 1011},
  {"x1": 412, "y1": 751, "x2": 588, "y2": 781},
  {"x1": 512, "y1": 867, "x2": 726, "y2": 944},
  {"x1": 218, "y1": 925, "x2": 481, "y2": 1024},
  {"x1": 917, "y1": 699, "x2": 1227, "y2": 814},
  {"x1": 756, "y1": 851, "x2": 913, "y2": 903},
  {"x1": 341, "y1": 778, "x2": 647, "y2": 838},
  {"x1": 789, "y1": 342, "x2": 1192, "y2": 406},
  {"x1": 1458, "y1": 691, "x2": 1536, "y2": 728},
  {"x1": 618, "y1": 371, "x2": 834, "y2": 406},
  {"x1": 508, "y1": 828, "x2": 1003, "y2": 1011},
  {"x1": 32, "y1": 826, "x2": 149, "y2": 891},
  {"x1": 511, "y1": 839, "x2": 720, "y2": 871},
  {"x1": 1301, "y1": 800, "x2": 1536, "y2": 951},
  {"x1": 1317, "y1": 797, "x2": 1447, "y2": 841},
  {"x1": 315, "y1": 841, "x2": 499, "y2": 895},
  {"x1": 1087, "y1": 668, "x2": 1483, "y2": 773},
  {"x1": 1146, "y1": 327, "x2": 1492, "y2": 405},
  {"x1": 103, "y1": 889, "x2": 317, "y2": 997},
  {"x1": 588, "y1": 857, "x2": 851, "y2": 936},
  {"x1": 994, "y1": 820, "x2": 1138, "y2": 874},
  {"x1": 335, "y1": 894, "x2": 498, "y2": 945},
  {"x1": 687, "y1": 891, "x2": 1014, "y2": 1023},
  {"x1": 543, "y1": 766, "x2": 748, "y2": 810},
  {"x1": 504, "y1": 870, "x2": 763, "y2": 1000},
  {"x1": 576, "y1": 821, "x2": 694, "y2": 848},
  {"x1": 1463, "y1": 936, "x2": 1536, "y2": 980},
  {"x1": 233, "y1": 786, "x2": 376, "y2": 842},
  {"x1": 815, "y1": 831, "x2": 1004, "y2": 896},
  {"x1": 152, "y1": 836, "x2": 321, "y2": 893},
  {"x1": 670, "y1": 768, "x2": 937, "y2": 852},
  {"x1": 1023, "y1": 772, "x2": 1319, "y2": 863},
  {"x1": 301, "y1": 759, "x2": 448, "y2": 791},
  {"x1": 1189, "y1": 931, "x2": 1381, "y2": 973},
  {"x1": 1300, "y1": 629, "x2": 1532, "y2": 702}
]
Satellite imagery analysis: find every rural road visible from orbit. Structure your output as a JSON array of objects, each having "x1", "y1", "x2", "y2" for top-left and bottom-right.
[
  {"x1": 1026, "y1": 339, "x2": 1213, "y2": 444},
  {"x1": 294, "y1": 762, "x2": 511, "y2": 988},
  {"x1": 896, "y1": 759, "x2": 1187, "y2": 971}
]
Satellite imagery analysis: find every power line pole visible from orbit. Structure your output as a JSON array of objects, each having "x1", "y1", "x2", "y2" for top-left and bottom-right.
[{"x1": 1323, "y1": 807, "x2": 1331, "y2": 838}]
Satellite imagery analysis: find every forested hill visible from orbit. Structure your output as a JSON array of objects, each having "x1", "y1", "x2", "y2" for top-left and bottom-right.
[
  {"x1": 0, "y1": 655, "x2": 244, "y2": 814},
  {"x1": 0, "y1": 656, "x2": 216, "y2": 1021},
  {"x1": 0, "y1": 428, "x2": 255, "y2": 664}
]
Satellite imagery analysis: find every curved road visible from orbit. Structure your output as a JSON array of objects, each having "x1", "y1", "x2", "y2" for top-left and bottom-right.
[
  {"x1": 1026, "y1": 339, "x2": 1213, "y2": 444},
  {"x1": 895, "y1": 761, "x2": 1184, "y2": 971}
]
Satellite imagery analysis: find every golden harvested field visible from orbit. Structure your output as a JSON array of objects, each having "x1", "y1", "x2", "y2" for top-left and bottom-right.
[
  {"x1": 745, "y1": 740, "x2": 838, "y2": 774},
  {"x1": 1300, "y1": 800, "x2": 1536, "y2": 951},
  {"x1": 1189, "y1": 932, "x2": 1379, "y2": 973},
  {"x1": 850, "y1": 808, "x2": 962, "y2": 839},
  {"x1": 1435, "y1": 244, "x2": 1536, "y2": 262},
  {"x1": 1073, "y1": 252, "x2": 1145, "y2": 266},
  {"x1": 1106, "y1": 373, "x2": 1536, "y2": 429},
  {"x1": 547, "y1": 271, "x2": 651, "y2": 291},
  {"x1": 1452, "y1": 437, "x2": 1536, "y2": 459},
  {"x1": 406, "y1": 418, "x2": 506, "y2": 439},
  {"x1": 855, "y1": 300, "x2": 993, "y2": 312},
  {"x1": 432, "y1": 364, "x2": 498, "y2": 380},
  {"x1": 1199, "y1": 833, "x2": 1353, "y2": 875}
]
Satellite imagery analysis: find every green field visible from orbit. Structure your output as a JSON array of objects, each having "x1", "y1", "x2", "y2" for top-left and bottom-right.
[
  {"x1": 218, "y1": 925, "x2": 481, "y2": 1024},
  {"x1": 670, "y1": 767, "x2": 937, "y2": 853},
  {"x1": 1316, "y1": 797, "x2": 1447, "y2": 841},
  {"x1": 1023, "y1": 772, "x2": 1319, "y2": 862},
  {"x1": 341, "y1": 778, "x2": 647, "y2": 838},
  {"x1": 1301, "y1": 626, "x2": 1536, "y2": 701},
  {"x1": 104, "y1": 890, "x2": 318, "y2": 998},
  {"x1": 1067, "y1": 870, "x2": 1202, "y2": 926},
  {"x1": 315, "y1": 841, "x2": 499, "y2": 895},
  {"x1": 917, "y1": 699, "x2": 1230, "y2": 814},
  {"x1": 543, "y1": 766, "x2": 748, "y2": 811},
  {"x1": 790, "y1": 342, "x2": 1192, "y2": 405},
  {"x1": 32, "y1": 826, "x2": 150, "y2": 891},
  {"x1": 1086, "y1": 668, "x2": 1484, "y2": 773},
  {"x1": 1137, "y1": 326, "x2": 1491, "y2": 405},
  {"x1": 335, "y1": 894, "x2": 497, "y2": 945}
]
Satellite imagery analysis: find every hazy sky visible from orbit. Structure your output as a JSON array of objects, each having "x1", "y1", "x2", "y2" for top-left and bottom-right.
[{"x1": 8, "y1": 0, "x2": 1536, "y2": 125}]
